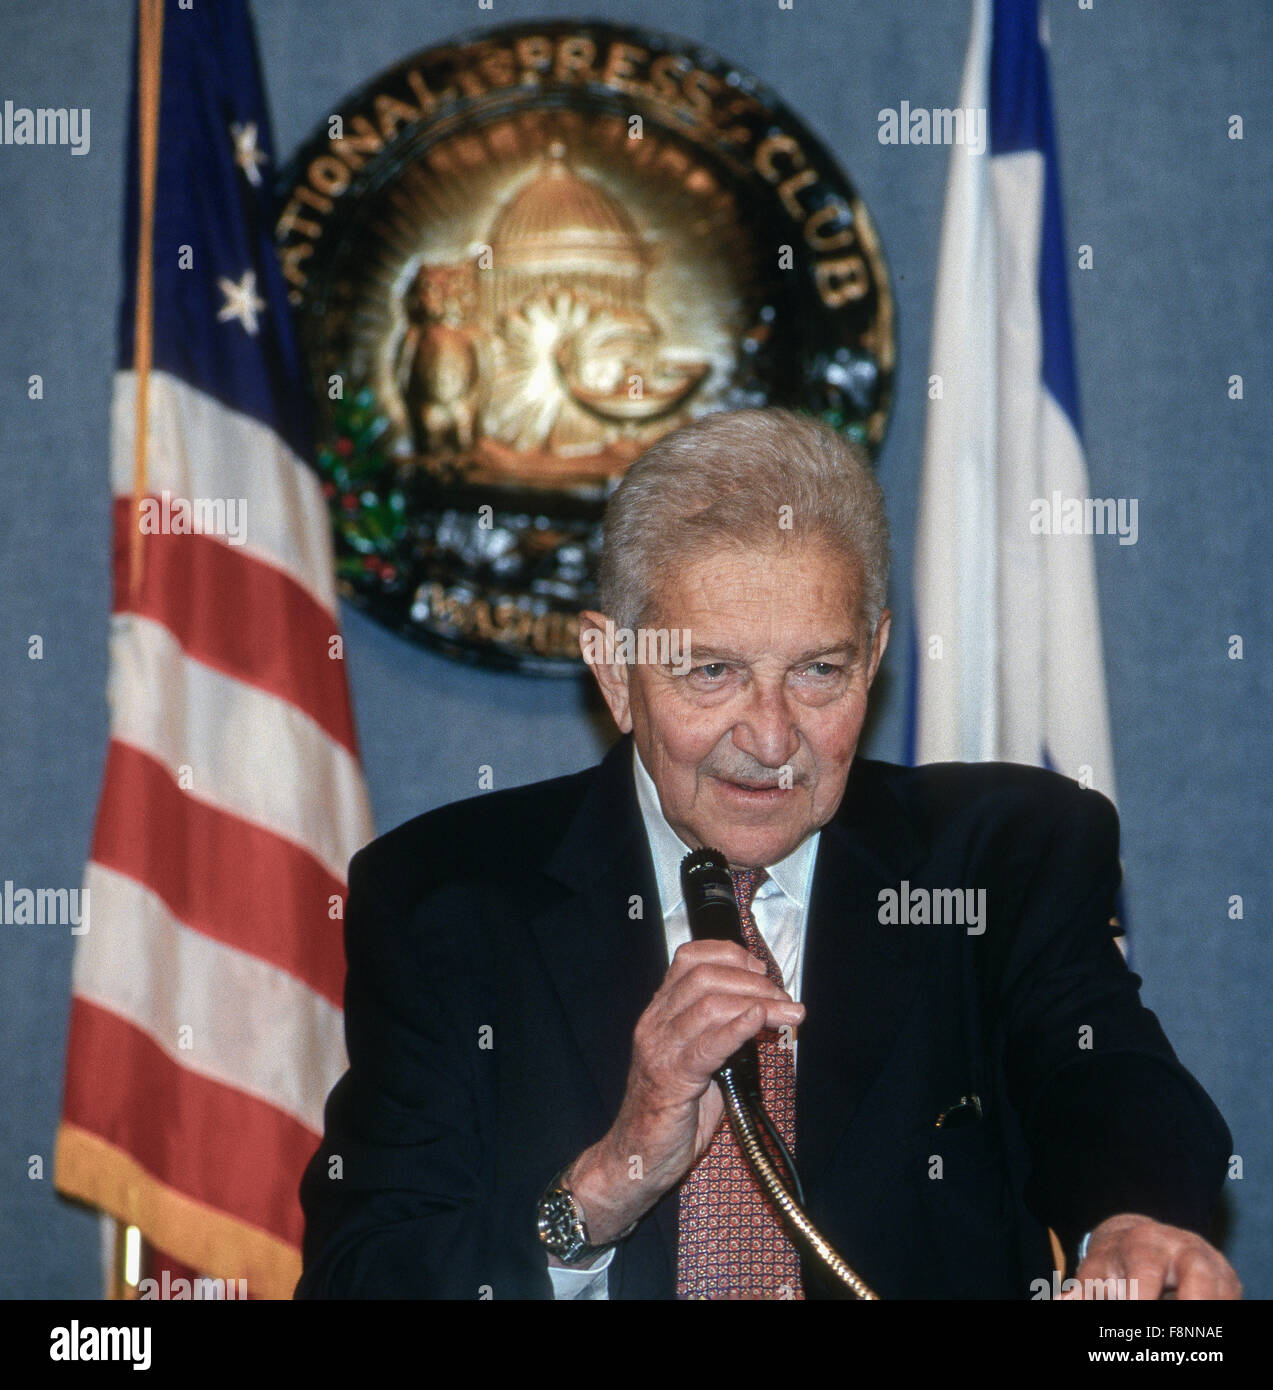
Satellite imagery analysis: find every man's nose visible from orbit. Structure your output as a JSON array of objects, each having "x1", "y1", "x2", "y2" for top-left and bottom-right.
[{"x1": 732, "y1": 678, "x2": 800, "y2": 770}]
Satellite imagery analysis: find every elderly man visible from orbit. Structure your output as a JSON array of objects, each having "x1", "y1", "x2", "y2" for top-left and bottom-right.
[{"x1": 296, "y1": 408, "x2": 1237, "y2": 1300}]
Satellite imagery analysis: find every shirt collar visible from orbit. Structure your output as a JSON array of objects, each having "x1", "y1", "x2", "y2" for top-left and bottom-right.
[{"x1": 631, "y1": 741, "x2": 820, "y2": 918}]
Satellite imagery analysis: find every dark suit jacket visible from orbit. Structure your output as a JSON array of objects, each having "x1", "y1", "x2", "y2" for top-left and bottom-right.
[{"x1": 295, "y1": 736, "x2": 1230, "y2": 1299}]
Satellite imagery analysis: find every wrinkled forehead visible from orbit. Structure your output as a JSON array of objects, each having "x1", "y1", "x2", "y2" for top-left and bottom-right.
[{"x1": 644, "y1": 538, "x2": 868, "y2": 639}]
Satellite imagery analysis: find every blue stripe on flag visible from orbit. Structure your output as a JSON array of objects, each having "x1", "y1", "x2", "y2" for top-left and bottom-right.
[{"x1": 989, "y1": 0, "x2": 1082, "y2": 436}]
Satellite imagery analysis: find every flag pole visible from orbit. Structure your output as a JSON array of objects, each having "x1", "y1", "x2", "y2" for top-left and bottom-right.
[
  {"x1": 129, "y1": 0, "x2": 164, "y2": 603},
  {"x1": 109, "y1": 1220, "x2": 142, "y2": 1301},
  {"x1": 112, "y1": 0, "x2": 164, "y2": 1298}
]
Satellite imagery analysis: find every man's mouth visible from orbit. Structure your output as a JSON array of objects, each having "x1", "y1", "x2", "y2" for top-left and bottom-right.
[{"x1": 718, "y1": 776, "x2": 790, "y2": 796}]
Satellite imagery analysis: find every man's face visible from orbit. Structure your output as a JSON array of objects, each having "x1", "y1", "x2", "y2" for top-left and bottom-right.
[{"x1": 582, "y1": 541, "x2": 890, "y2": 869}]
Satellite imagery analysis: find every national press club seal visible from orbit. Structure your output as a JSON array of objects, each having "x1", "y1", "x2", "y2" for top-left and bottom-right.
[{"x1": 277, "y1": 20, "x2": 894, "y2": 674}]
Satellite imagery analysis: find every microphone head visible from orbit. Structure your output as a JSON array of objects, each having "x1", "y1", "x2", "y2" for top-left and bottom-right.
[
  {"x1": 679, "y1": 848, "x2": 762, "y2": 1098},
  {"x1": 680, "y1": 848, "x2": 742, "y2": 943},
  {"x1": 680, "y1": 846, "x2": 729, "y2": 877}
]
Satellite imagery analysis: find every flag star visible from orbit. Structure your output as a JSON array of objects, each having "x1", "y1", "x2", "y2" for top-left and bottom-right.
[
  {"x1": 216, "y1": 270, "x2": 266, "y2": 335},
  {"x1": 230, "y1": 120, "x2": 268, "y2": 186}
]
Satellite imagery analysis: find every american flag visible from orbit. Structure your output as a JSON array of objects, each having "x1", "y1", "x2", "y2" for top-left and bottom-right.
[
  {"x1": 54, "y1": 0, "x2": 373, "y2": 1299},
  {"x1": 909, "y1": 0, "x2": 1118, "y2": 807}
]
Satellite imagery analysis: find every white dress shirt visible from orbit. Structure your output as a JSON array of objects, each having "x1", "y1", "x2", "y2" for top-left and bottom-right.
[{"x1": 548, "y1": 743, "x2": 820, "y2": 1299}]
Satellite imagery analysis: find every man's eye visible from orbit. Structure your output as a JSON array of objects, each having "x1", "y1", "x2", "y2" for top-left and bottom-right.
[
  {"x1": 804, "y1": 662, "x2": 840, "y2": 677},
  {"x1": 694, "y1": 662, "x2": 729, "y2": 680}
]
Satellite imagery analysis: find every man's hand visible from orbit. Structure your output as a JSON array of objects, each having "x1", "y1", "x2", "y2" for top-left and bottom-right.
[
  {"x1": 1060, "y1": 1213, "x2": 1241, "y2": 1300},
  {"x1": 563, "y1": 939, "x2": 804, "y2": 1246}
]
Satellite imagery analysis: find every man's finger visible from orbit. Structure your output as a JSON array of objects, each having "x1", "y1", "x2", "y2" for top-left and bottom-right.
[
  {"x1": 1070, "y1": 1251, "x2": 1160, "y2": 1302},
  {"x1": 1170, "y1": 1244, "x2": 1242, "y2": 1300},
  {"x1": 695, "y1": 1002, "x2": 774, "y2": 1074},
  {"x1": 678, "y1": 992, "x2": 801, "y2": 1049},
  {"x1": 670, "y1": 940, "x2": 768, "y2": 975},
  {"x1": 662, "y1": 962, "x2": 795, "y2": 1016}
]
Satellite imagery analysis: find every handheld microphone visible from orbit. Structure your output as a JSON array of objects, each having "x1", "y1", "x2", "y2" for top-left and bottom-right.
[
  {"x1": 680, "y1": 847, "x2": 762, "y2": 1104},
  {"x1": 679, "y1": 851, "x2": 876, "y2": 1297}
]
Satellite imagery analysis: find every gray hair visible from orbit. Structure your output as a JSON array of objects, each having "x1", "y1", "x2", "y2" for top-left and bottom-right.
[{"x1": 597, "y1": 408, "x2": 891, "y2": 634}]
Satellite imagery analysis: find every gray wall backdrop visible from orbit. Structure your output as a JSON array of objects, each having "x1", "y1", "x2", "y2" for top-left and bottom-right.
[{"x1": 1, "y1": 0, "x2": 1268, "y2": 1297}]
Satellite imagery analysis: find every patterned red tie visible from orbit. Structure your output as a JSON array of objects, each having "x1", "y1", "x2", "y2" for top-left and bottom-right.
[{"x1": 676, "y1": 867, "x2": 804, "y2": 1299}]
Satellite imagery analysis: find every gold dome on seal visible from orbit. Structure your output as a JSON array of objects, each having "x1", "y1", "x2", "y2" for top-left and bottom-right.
[{"x1": 487, "y1": 144, "x2": 648, "y2": 312}]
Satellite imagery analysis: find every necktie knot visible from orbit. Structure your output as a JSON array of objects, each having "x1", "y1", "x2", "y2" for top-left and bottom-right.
[
  {"x1": 729, "y1": 867, "x2": 779, "y2": 991},
  {"x1": 730, "y1": 866, "x2": 767, "y2": 914}
]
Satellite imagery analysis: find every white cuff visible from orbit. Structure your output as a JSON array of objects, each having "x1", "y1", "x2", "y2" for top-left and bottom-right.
[{"x1": 547, "y1": 1244, "x2": 617, "y2": 1301}]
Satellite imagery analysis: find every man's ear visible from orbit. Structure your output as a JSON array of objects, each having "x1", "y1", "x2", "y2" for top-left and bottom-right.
[
  {"x1": 578, "y1": 610, "x2": 632, "y2": 732},
  {"x1": 867, "y1": 609, "x2": 892, "y2": 687}
]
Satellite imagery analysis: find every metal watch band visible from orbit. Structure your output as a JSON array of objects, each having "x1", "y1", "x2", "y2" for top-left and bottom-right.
[{"x1": 536, "y1": 1165, "x2": 636, "y2": 1264}]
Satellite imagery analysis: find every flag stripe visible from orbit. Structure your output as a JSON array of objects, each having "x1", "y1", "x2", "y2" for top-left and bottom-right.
[
  {"x1": 59, "y1": 1000, "x2": 318, "y2": 1239},
  {"x1": 107, "y1": 614, "x2": 370, "y2": 882},
  {"x1": 74, "y1": 864, "x2": 344, "y2": 1129},
  {"x1": 110, "y1": 370, "x2": 337, "y2": 616},
  {"x1": 61, "y1": 1002, "x2": 315, "y2": 1244},
  {"x1": 913, "y1": 0, "x2": 998, "y2": 765},
  {"x1": 91, "y1": 740, "x2": 347, "y2": 1006},
  {"x1": 1037, "y1": 390, "x2": 1115, "y2": 790},
  {"x1": 56, "y1": 1123, "x2": 301, "y2": 1300},
  {"x1": 111, "y1": 497, "x2": 358, "y2": 755},
  {"x1": 989, "y1": 150, "x2": 1048, "y2": 767},
  {"x1": 988, "y1": 0, "x2": 1081, "y2": 429}
]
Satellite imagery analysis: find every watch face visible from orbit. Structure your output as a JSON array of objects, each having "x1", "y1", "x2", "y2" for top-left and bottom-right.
[{"x1": 540, "y1": 1189, "x2": 584, "y2": 1256}]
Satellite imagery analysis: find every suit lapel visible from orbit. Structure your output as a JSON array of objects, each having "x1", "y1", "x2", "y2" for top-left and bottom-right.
[
  {"x1": 529, "y1": 736, "x2": 678, "y2": 1284},
  {"x1": 531, "y1": 736, "x2": 666, "y2": 1120},
  {"x1": 796, "y1": 761, "x2": 930, "y2": 1191}
]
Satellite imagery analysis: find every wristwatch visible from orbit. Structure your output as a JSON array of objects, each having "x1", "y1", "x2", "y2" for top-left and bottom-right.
[{"x1": 535, "y1": 1164, "x2": 635, "y2": 1264}]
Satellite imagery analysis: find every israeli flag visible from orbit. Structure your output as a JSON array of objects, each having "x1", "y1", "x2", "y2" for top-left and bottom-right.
[{"x1": 910, "y1": 0, "x2": 1117, "y2": 805}]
